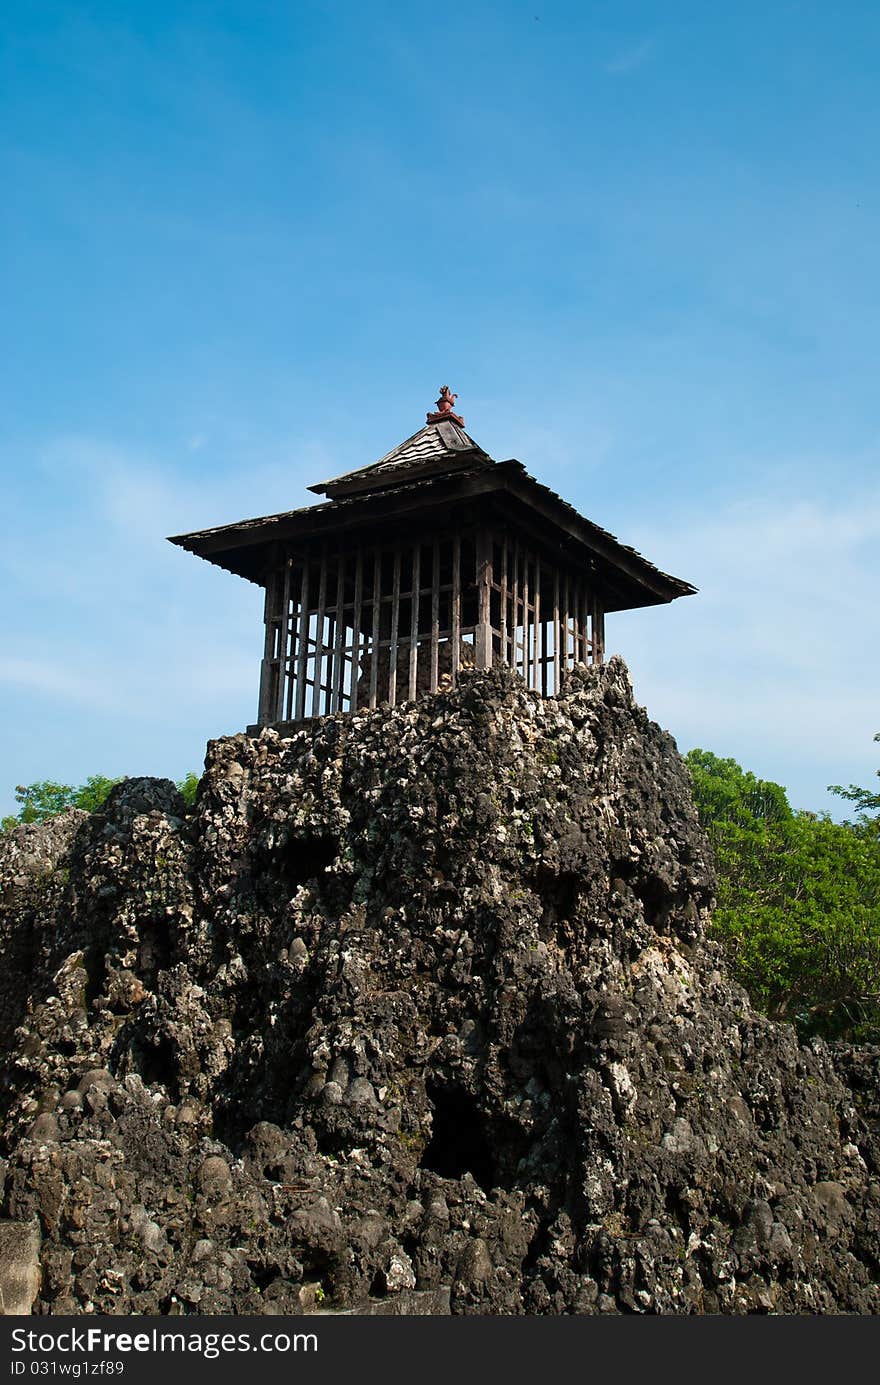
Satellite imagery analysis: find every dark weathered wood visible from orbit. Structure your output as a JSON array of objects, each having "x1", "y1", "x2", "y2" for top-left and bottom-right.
[
  {"x1": 369, "y1": 550, "x2": 381, "y2": 709},
  {"x1": 594, "y1": 602, "x2": 605, "y2": 664},
  {"x1": 175, "y1": 464, "x2": 694, "y2": 616},
  {"x1": 293, "y1": 554, "x2": 310, "y2": 721},
  {"x1": 476, "y1": 530, "x2": 492, "y2": 670},
  {"x1": 511, "y1": 542, "x2": 520, "y2": 677},
  {"x1": 534, "y1": 557, "x2": 543, "y2": 693},
  {"x1": 350, "y1": 550, "x2": 363, "y2": 711},
  {"x1": 552, "y1": 571, "x2": 560, "y2": 695},
  {"x1": 408, "y1": 544, "x2": 420, "y2": 700},
  {"x1": 275, "y1": 557, "x2": 292, "y2": 722},
  {"x1": 258, "y1": 569, "x2": 279, "y2": 725},
  {"x1": 430, "y1": 539, "x2": 440, "y2": 692},
  {"x1": 451, "y1": 535, "x2": 461, "y2": 682},
  {"x1": 312, "y1": 547, "x2": 328, "y2": 717},
  {"x1": 572, "y1": 580, "x2": 581, "y2": 667},
  {"x1": 522, "y1": 551, "x2": 531, "y2": 688},
  {"x1": 331, "y1": 553, "x2": 346, "y2": 713},
  {"x1": 388, "y1": 547, "x2": 401, "y2": 706},
  {"x1": 499, "y1": 539, "x2": 508, "y2": 667}
]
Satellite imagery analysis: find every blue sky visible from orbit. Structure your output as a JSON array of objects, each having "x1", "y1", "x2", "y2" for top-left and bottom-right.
[{"x1": 2, "y1": 0, "x2": 878, "y2": 817}]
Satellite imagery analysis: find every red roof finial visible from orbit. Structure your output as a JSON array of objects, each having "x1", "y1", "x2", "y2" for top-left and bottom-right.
[{"x1": 427, "y1": 385, "x2": 464, "y2": 426}]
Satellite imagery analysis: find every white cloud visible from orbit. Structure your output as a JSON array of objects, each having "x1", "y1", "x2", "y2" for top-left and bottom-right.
[{"x1": 613, "y1": 485, "x2": 880, "y2": 809}]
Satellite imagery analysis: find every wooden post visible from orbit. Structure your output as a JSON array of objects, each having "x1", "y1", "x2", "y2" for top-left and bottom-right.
[
  {"x1": 312, "y1": 547, "x2": 328, "y2": 717},
  {"x1": 533, "y1": 557, "x2": 542, "y2": 693},
  {"x1": 293, "y1": 554, "x2": 310, "y2": 721},
  {"x1": 408, "y1": 543, "x2": 420, "y2": 700},
  {"x1": 499, "y1": 540, "x2": 508, "y2": 670},
  {"x1": 552, "y1": 571, "x2": 560, "y2": 695},
  {"x1": 274, "y1": 557, "x2": 292, "y2": 722},
  {"x1": 572, "y1": 580, "x2": 581, "y2": 667},
  {"x1": 451, "y1": 535, "x2": 461, "y2": 683},
  {"x1": 595, "y1": 604, "x2": 605, "y2": 664},
  {"x1": 350, "y1": 551, "x2": 363, "y2": 711},
  {"x1": 522, "y1": 552, "x2": 530, "y2": 688},
  {"x1": 511, "y1": 542, "x2": 520, "y2": 677},
  {"x1": 430, "y1": 538, "x2": 440, "y2": 692},
  {"x1": 331, "y1": 553, "x2": 346, "y2": 713},
  {"x1": 388, "y1": 548, "x2": 401, "y2": 706},
  {"x1": 368, "y1": 549, "x2": 381, "y2": 709},
  {"x1": 258, "y1": 569, "x2": 279, "y2": 725},
  {"x1": 476, "y1": 530, "x2": 492, "y2": 670},
  {"x1": 562, "y1": 574, "x2": 570, "y2": 673}
]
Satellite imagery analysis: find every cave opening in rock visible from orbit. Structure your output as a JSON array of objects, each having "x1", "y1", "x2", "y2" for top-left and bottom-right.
[
  {"x1": 277, "y1": 833, "x2": 340, "y2": 889},
  {"x1": 420, "y1": 1082, "x2": 495, "y2": 1192}
]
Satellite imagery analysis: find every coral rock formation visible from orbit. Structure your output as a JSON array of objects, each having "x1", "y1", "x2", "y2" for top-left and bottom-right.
[{"x1": 1, "y1": 660, "x2": 878, "y2": 1314}]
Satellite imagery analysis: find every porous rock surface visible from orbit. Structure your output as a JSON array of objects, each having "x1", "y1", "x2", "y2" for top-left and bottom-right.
[{"x1": 1, "y1": 660, "x2": 878, "y2": 1315}]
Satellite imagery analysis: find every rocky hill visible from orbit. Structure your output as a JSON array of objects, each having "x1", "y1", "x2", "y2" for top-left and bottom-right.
[{"x1": 1, "y1": 660, "x2": 878, "y2": 1314}]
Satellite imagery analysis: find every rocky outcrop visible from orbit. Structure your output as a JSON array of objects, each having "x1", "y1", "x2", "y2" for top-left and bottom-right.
[{"x1": 1, "y1": 660, "x2": 878, "y2": 1315}]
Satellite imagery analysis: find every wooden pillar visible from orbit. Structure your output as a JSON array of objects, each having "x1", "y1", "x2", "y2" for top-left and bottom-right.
[
  {"x1": 430, "y1": 539, "x2": 440, "y2": 692},
  {"x1": 522, "y1": 552, "x2": 530, "y2": 687},
  {"x1": 258, "y1": 568, "x2": 280, "y2": 725},
  {"x1": 273, "y1": 557, "x2": 292, "y2": 722},
  {"x1": 408, "y1": 543, "x2": 420, "y2": 700},
  {"x1": 293, "y1": 553, "x2": 310, "y2": 722},
  {"x1": 388, "y1": 548, "x2": 401, "y2": 706},
  {"x1": 350, "y1": 551, "x2": 363, "y2": 711},
  {"x1": 499, "y1": 540, "x2": 508, "y2": 670},
  {"x1": 475, "y1": 530, "x2": 493, "y2": 670},
  {"x1": 451, "y1": 535, "x2": 461, "y2": 683},
  {"x1": 312, "y1": 547, "x2": 328, "y2": 717},
  {"x1": 552, "y1": 571, "x2": 560, "y2": 695},
  {"x1": 513, "y1": 543, "x2": 522, "y2": 677},
  {"x1": 594, "y1": 603, "x2": 605, "y2": 664},
  {"x1": 331, "y1": 552, "x2": 346, "y2": 713},
  {"x1": 533, "y1": 557, "x2": 542, "y2": 692},
  {"x1": 369, "y1": 550, "x2": 381, "y2": 709}
]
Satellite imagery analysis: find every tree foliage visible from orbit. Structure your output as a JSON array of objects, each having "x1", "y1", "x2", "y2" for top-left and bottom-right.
[
  {"x1": 828, "y1": 732, "x2": 880, "y2": 834},
  {"x1": 686, "y1": 748, "x2": 880, "y2": 1042},
  {"x1": 1, "y1": 772, "x2": 200, "y2": 831}
]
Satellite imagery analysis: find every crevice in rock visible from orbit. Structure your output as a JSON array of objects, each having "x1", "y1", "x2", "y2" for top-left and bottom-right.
[{"x1": 420, "y1": 1083, "x2": 495, "y2": 1192}]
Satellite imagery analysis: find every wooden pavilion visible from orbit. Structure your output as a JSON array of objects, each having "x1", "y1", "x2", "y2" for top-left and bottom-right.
[{"x1": 168, "y1": 388, "x2": 695, "y2": 728}]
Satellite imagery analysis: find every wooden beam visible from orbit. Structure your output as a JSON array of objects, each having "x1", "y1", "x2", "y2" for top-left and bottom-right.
[
  {"x1": 350, "y1": 550, "x2": 363, "y2": 711},
  {"x1": 430, "y1": 538, "x2": 440, "y2": 693},
  {"x1": 388, "y1": 547, "x2": 401, "y2": 707},
  {"x1": 511, "y1": 541, "x2": 520, "y2": 677},
  {"x1": 499, "y1": 539, "x2": 508, "y2": 670},
  {"x1": 257, "y1": 569, "x2": 278, "y2": 725},
  {"x1": 522, "y1": 550, "x2": 530, "y2": 688},
  {"x1": 534, "y1": 556, "x2": 542, "y2": 693},
  {"x1": 451, "y1": 535, "x2": 461, "y2": 683},
  {"x1": 369, "y1": 550, "x2": 381, "y2": 709},
  {"x1": 331, "y1": 552, "x2": 346, "y2": 713},
  {"x1": 476, "y1": 530, "x2": 492, "y2": 670},
  {"x1": 293, "y1": 553, "x2": 310, "y2": 721},
  {"x1": 408, "y1": 543, "x2": 420, "y2": 700},
  {"x1": 312, "y1": 547, "x2": 327, "y2": 717},
  {"x1": 552, "y1": 570, "x2": 560, "y2": 695},
  {"x1": 275, "y1": 556, "x2": 292, "y2": 722}
]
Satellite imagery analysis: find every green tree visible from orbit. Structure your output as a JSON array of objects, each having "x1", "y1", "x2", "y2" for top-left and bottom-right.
[
  {"x1": 177, "y1": 772, "x2": 200, "y2": 807},
  {"x1": 686, "y1": 749, "x2": 880, "y2": 1041},
  {"x1": 829, "y1": 733, "x2": 880, "y2": 834},
  {"x1": 2, "y1": 771, "x2": 201, "y2": 830}
]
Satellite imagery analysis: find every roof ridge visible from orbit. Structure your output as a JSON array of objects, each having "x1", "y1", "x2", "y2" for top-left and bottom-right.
[{"x1": 307, "y1": 420, "x2": 492, "y2": 497}]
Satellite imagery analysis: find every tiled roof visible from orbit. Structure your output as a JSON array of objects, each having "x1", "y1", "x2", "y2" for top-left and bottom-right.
[{"x1": 309, "y1": 421, "x2": 489, "y2": 496}]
